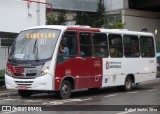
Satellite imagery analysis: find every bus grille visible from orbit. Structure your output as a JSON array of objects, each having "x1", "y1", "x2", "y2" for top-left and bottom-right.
[
  {"x1": 13, "y1": 73, "x2": 37, "y2": 78},
  {"x1": 15, "y1": 81, "x2": 34, "y2": 88}
]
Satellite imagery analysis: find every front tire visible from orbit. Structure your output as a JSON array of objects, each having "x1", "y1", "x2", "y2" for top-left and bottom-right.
[
  {"x1": 18, "y1": 90, "x2": 32, "y2": 98},
  {"x1": 59, "y1": 80, "x2": 71, "y2": 99},
  {"x1": 124, "y1": 76, "x2": 132, "y2": 91}
]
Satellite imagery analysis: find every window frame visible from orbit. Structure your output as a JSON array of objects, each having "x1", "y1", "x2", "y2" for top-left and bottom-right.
[
  {"x1": 56, "y1": 30, "x2": 78, "y2": 64},
  {"x1": 79, "y1": 32, "x2": 93, "y2": 58},
  {"x1": 92, "y1": 32, "x2": 108, "y2": 58},
  {"x1": 62, "y1": 31, "x2": 78, "y2": 57},
  {"x1": 140, "y1": 35, "x2": 155, "y2": 58},
  {"x1": 108, "y1": 33, "x2": 123, "y2": 58},
  {"x1": 123, "y1": 34, "x2": 140, "y2": 58}
]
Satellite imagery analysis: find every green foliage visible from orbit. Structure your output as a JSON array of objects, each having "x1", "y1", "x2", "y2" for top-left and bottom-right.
[
  {"x1": 46, "y1": 12, "x2": 67, "y2": 25},
  {"x1": 75, "y1": 1, "x2": 106, "y2": 28},
  {"x1": 0, "y1": 69, "x2": 5, "y2": 86},
  {"x1": 57, "y1": 12, "x2": 67, "y2": 25},
  {"x1": 75, "y1": 1, "x2": 124, "y2": 29},
  {"x1": 46, "y1": 13, "x2": 57, "y2": 25},
  {"x1": 96, "y1": 1, "x2": 105, "y2": 18},
  {"x1": 46, "y1": 2, "x2": 124, "y2": 29},
  {"x1": 0, "y1": 69, "x2": 5, "y2": 76},
  {"x1": 107, "y1": 20, "x2": 124, "y2": 29},
  {"x1": 75, "y1": 12, "x2": 90, "y2": 26}
]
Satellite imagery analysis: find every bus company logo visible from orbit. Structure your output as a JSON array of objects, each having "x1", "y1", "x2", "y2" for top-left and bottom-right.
[
  {"x1": 2, "y1": 106, "x2": 42, "y2": 112},
  {"x1": 106, "y1": 61, "x2": 121, "y2": 69},
  {"x1": 2, "y1": 106, "x2": 11, "y2": 111},
  {"x1": 65, "y1": 69, "x2": 71, "y2": 76},
  {"x1": 94, "y1": 61, "x2": 101, "y2": 67},
  {"x1": 106, "y1": 61, "x2": 109, "y2": 69}
]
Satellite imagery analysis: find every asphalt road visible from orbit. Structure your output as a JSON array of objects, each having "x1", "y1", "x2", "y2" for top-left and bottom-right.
[{"x1": 0, "y1": 79, "x2": 160, "y2": 114}]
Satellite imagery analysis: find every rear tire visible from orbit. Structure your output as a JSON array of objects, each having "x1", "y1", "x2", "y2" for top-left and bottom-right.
[
  {"x1": 124, "y1": 76, "x2": 132, "y2": 91},
  {"x1": 18, "y1": 90, "x2": 32, "y2": 98},
  {"x1": 59, "y1": 80, "x2": 71, "y2": 99}
]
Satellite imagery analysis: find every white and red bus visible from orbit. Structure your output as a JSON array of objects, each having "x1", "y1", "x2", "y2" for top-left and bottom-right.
[{"x1": 5, "y1": 25, "x2": 157, "y2": 99}]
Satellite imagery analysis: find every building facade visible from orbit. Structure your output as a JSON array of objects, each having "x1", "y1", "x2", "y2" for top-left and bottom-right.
[
  {"x1": 104, "y1": 0, "x2": 160, "y2": 50},
  {"x1": 1, "y1": 0, "x2": 160, "y2": 70},
  {"x1": 47, "y1": 0, "x2": 98, "y2": 12},
  {"x1": 0, "y1": 0, "x2": 46, "y2": 70}
]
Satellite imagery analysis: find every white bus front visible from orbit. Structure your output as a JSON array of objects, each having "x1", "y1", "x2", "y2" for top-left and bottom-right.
[{"x1": 5, "y1": 28, "x2": 61, "y2": 97}]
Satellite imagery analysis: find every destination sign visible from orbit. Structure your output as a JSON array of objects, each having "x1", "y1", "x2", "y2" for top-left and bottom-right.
[{"x1": 26, "y1": 33, "x2": 56, "y2": 39}]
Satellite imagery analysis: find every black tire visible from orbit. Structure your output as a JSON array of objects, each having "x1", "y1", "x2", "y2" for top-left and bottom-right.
[
  {"x1": 18, "y1": 90, "x2": 32, "y2": 98},
  {"x1": 59, "y1": 80, "x2": 71, "y2": 99},
  {"x1": 0, "y1": 81, "x2": 5, "y2": 87},
  {"x1": 124, "y1": 76, "x2": 132, "y2": 91},
  {"x1": 0, "y1": 77, "x2": 5, "y2": 87}
]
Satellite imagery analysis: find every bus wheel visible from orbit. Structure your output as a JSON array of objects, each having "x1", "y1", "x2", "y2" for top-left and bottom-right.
[
  {"x1": 18, "y1": 90, "x2": 32, "y2": 98},
  {"x1": 59, "y1": 80, "x2": 71, "y2": 99},
  {"x1": 124, "y1": 76, "x2": 132, "y2": 91}
]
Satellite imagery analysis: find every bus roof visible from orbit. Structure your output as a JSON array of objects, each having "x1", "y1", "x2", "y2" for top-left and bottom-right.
[
  {"x1": 22, "y1": 25, "x2": 68, "y2": 31},
  {"x1": 100, "y1": 29, "x2": 154, "y2": 36},
  {"x1": 22, "y1": 25, "x2": 154, "y2": 36}
]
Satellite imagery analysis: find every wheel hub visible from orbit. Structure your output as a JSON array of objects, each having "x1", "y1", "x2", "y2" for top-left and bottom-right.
[
  {"x1": 126, "y1": 79, "x2": 131, "y2": 89},
  {"x1": 62, "y1": 85, "x2": 69, "y2": 95}
]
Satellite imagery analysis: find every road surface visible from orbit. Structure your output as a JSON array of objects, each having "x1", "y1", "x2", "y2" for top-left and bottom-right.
[{"x1": 0, "y1": 79, "x2": 160, "y2": 114}]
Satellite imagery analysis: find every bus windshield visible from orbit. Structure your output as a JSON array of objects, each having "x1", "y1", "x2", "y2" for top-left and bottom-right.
[{"x1": 9, "y1": 29, "x2": 60, "y2": 61}]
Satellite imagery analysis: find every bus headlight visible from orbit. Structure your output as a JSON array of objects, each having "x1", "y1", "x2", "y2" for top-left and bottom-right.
[
  {"x1": 39, "y1": 61, "x2": 51, "y2": 76},
  {"x1": 5, "y1": 68, "x2": 12, "y2": 77},
  {"x1": 40, "y1": 67, "x2": 49, "y2": 76}
]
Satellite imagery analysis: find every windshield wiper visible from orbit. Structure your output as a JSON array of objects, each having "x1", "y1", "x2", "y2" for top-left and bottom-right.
[{"x1": 33, "y1": 39, "x2": 39, "y2": 62}]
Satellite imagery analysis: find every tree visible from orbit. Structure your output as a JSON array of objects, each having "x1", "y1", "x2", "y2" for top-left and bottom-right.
[
  {"x1": 46, "y1": 13, "x2": 58, "y2": 25},
  {"x1": 75, "y1": 12, "x2": 89, "y2": 25},
  {"x1": 75, "y1": 0, "x2": 106, "y2": 28},
  {"x1": 57, "y1": 12, "x2": 67, "y2": 25},
  {"x1": 107, "y1": 20, "x2": 124, "y2": 29},
  {"x1": 46, "y1": 12, "x2": 67, "y2": 25}
]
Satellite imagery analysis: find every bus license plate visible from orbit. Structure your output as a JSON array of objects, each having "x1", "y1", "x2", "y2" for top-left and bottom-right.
[
  {"x1": 18, "y1": 86, "x2": 27, "y2": 90},
  {"x1": 24, "y1": 68, "x2": 37, "y2": 73}
]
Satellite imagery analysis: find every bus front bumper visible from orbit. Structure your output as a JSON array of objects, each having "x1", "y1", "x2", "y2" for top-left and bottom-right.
[{"x1": 5, "y1": 74, "x2": 53, "y2": 91}]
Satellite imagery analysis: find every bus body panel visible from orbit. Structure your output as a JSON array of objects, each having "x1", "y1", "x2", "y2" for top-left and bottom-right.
[
  {"x1": 54, "y1": 58, "x2": 102, "y2": 90},
  {"x1": 102, "y1": 57, "x2": 157, "y2": 87}
]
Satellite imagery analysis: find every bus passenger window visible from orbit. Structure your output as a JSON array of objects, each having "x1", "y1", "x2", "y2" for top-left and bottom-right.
[
  {"x1": 109, "y1": 34, "x2": 123, "y2": 58},
  {"x1": 57, "y1": 31, "x2": 77, "y2": 63},
  {"x1": 79, "y1": 32, "x2": 92, "y2": 57},
  {"x1": 93, "y1": 33, "x2": 108, "y2": 58},
  {"x1": 123, "y1": 35, "x2": 140, "y2": 57},
  {"x1": 140, "y1": 36, "x2": 155, "y2": 57}
]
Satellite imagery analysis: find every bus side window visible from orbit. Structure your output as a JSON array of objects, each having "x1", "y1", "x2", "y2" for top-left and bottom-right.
[
  {"x1": 123, "y1": 35, "x2": 140, "y2": 57},
  {"x1": 140, "y1": 36, "x2": 155, "y2": 57},
  {"x1": 79, "y1": 32, "x2": 92, "y2": 57},
  {"x1": 109, "y1": 34, "x2": 123, "y2": 58},
  {"x1": 57, "y1": 31, "x2": 77, "y2": 63},
  {"x1": 93, "y1": 33, "x2": 108, "y2": 58}
]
